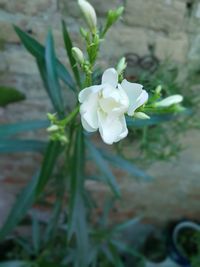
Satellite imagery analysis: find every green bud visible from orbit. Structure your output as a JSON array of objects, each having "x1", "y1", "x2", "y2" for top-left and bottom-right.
[
  {"x1": 117, "y1": 57, "x2": 127, "y2": 74},
  {"x1": 47, "y1": 125, "x2": 59, "y2": 132},
  {"x1": 78, "y1": 0, "x2": 97, "y2": 32},
  {"x1": 72, "y1": 47, "x2": 84, "y2": 64},
  {"x1": 155, "y1": 85, "x2": 162, "y2": 94},
  {"x1": 134, "y1": 112, "x2": 150, "y2": 120},
  {"x1": 102, "y1": 6, "x2": 124, "y2": 36}
]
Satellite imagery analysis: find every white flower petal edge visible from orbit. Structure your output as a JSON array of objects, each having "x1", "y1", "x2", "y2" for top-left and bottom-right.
[
  {"x1": 98, "y1": 112, "x2": 128, "y2": 145},
  {"x1": 102, "y1": 68, "x2": 118, "y2": 88},
  {"x1": 121, "y1": 79, "x2": 148, "y2": 116},
  {"x1": 78, "y1": 68, "x2": 148, "y2": 145}
]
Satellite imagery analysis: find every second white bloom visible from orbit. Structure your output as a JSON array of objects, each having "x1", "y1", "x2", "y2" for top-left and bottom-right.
[{"x1": 79, "y1": 68, "x2": 148, "y2": 144}]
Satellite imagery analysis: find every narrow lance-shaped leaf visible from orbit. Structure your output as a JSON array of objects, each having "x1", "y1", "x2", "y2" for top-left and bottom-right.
[
  {"x1": 0, "y1": 261, "x2": 28, "y2": 267},
  {"x1": 45, "y1": 31, "x2": 64, "y2": 116},
  {"x1": 35, "y1": 141, "x2": 62, "y2": 196},
  {"x1": 62, "y1": 20, "x2": 81, "y2": 88},
  {"x1": 0, "y1": 120, "x2": 49, "y2": 139},
  {"x1": 0, "y1": 140, "x2": 46, "y2": 153},
  {"x1": 68, "y1": 126, "x2": 89, "y2": 267},
  {"x1": 86, "y1": 139, "x2": 120, "y2": 197},
  {"x1": 0, "y1": 173, "x2": 39, "y2": 241},
  {"x1": 14, "y1": 25, "x2": 76, "y2": 91},
  {"x1": 0, "y1": 141, "x2": 62, "y2": 240},
  {"x1": 100, "y1": 149, "x2": 152, "y2": 181}
]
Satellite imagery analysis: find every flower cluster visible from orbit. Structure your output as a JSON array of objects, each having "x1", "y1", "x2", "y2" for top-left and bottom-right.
[{"x1": 78, "y1": 68, "x2": 148, "y2": 144}]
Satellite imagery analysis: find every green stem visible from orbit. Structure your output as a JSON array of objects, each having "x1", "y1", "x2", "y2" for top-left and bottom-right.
[{"x1": 64, "y1": 105, "x2": 80, "y2": 126}]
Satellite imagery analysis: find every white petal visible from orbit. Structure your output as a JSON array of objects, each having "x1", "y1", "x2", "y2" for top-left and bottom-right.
[
  {"x1": 78, "y1": 85, "x2": 102, "y2": 103},
  {"x1": 81, "y1": 116, "x2": 97, "y2": 132},
  {"x1": 121, "y1": 79, "x2": 148, "y2": 116},
  {"x1": 102, "y1": 68, "x2": 118, "y2": 88},
  {"x1": 97, "y1": 111, "x2": 128, "y2": 145},
  {"x1": 80, "y1": 92, "x2": 99, "y2": 131}
]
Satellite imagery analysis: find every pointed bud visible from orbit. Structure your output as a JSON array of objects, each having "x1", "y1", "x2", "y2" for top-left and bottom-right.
[
  {"x1": 78, "y1": 0, "x2": 97, "y2": 31},
  {"x1": 134, "y1": 112, "x2": 150, "y2": 120},
  {"x1": 72, "y1": 47, "x2": 84, "y2": 64},
  {"x1": 155, "y1": 85, "x2": 162, "y2": 94},
  {"x1": 117, "y1": 57, "x2": 127, "y2": 74},
  {"x1": 155, "y1": 94, "x2": 183, "y2": 107},
  {"x1": 47, "y1": 125, "x2": 59, "y2": 132},
  {"x1": 102, "y1": 6, "x2": 124, "y2": 36}
]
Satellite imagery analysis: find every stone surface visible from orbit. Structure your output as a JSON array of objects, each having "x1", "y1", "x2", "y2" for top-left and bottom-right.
[
  {"x1": 155, "y1": 32, "x2": 189, "y2": 62},
  {"x1": 58, "y1": 0, "x2": 123, "y2": 17},
  {"x1": 125, "y1": 0, "x2": 186, "y2": 33},
  {"x1": 0, "y1": 0, "x2": 57, "y2": 16}
]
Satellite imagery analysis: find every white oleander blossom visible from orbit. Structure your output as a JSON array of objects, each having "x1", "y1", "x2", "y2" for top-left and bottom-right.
[{"x1": 78, "y1": 68, "x2": 148, "y2": 144}]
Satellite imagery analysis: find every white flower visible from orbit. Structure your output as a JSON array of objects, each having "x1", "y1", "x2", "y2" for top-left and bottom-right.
[
  {"x1": 78, "y1": 68, "x2": 148, "y2": 144},
  {"x1": 155, "y1": 94, "x2": 183, "y2": 107},
  {"x1": 78, "y1": 0, "x2": 97, "y2": 31}
]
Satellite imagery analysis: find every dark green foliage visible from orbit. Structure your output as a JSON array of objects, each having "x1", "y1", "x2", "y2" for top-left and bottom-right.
[{"x1": 0, "y1": 86, "x2": 25, "y2": 107}]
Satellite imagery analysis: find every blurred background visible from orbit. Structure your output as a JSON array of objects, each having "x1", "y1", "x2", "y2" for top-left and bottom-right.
[{"x1": 0, "y1": 0, "x2": 200, "y2": 230}]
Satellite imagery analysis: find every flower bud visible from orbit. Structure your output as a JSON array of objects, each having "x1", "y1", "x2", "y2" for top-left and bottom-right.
[
  {"x1": 78, "y1": 0, "x2": 97, "y2": 31},
  {"x1": 134, "y1": 112, "x2": 150, "y2": 120},
  {"x1": 155, "y1": 94, "x2": 183, "y2": 107},
  {"x1": 155, "y1": 85, "x2": 162, "y2": 94},
  {"x1": 47, "y1": 125, "x2": 59, "y2": 132},
  {"x1": 72, "y1": 47, "x2": 84, "y2": 64},
  {"x1": 117, "y1": 57, "x2": 127, "y2": 74}
]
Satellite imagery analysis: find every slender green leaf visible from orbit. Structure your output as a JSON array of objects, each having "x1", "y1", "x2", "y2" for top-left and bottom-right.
[
  {"x1": 0, "y1": 261, "x2": 28, "y2": 267},
  {"x1": 0, "y1": 141, "x2": 61, "y2": 240},
  {"x1": 126, "y1": 109, "x2": 191, "y2": 128},
  {"x1": 100, "y1": 149, "x2": 152, "y2": 181},
  {"x1": 14, "y1": 25, "x2": 75, "y2": 91},
  {"x1": 126, "y1": 114, "x2": 173, "y2": 127},
  {"x1": 45, "y1": 32, "x2": 64, "y2": 115},
  {"x1": 0, "y1": 140, "x2": 46, "y2": 153},
  {"x1": 0, "y1": 173, "x2": 39, "y2": 240},
  {"x1": 62, "y1": 20, "x2": 81, "y2": 88},
  {"x1": 32, "y1": 214, "x2": 41, "y2": 255},
  {"x1": 113, "y1": 217, "x2": 141, "y2": 232},
  {"x1": 35, "y1": 141, "x2": 62, "y2": 196},
  {"x1": 86, "y1": 140, "x2": 120, "y2": 197},
  {"x1": 0, "y1": 120, "x2": 49, "y2": 139},
  {"x1": 68, "y1": 126, "x2": 89, "y2": 267},
  {"x1": 0, "y1": 86, "x2": 25, "y2": 107}
]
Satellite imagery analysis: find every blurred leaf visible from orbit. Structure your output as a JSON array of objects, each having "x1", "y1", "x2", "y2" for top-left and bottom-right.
[
  {"x1": 68, "y1": 126, "x2": 89, "y2": 267},
  {"x1": 126, "y1": 114, "x2": 173, "y2": 128},
  {"x1": 0, "y1": 140, "x2": 46, "y2": 153},
  {"x1": 14, "y1": 26, "x2": 75, "y2": 91},
  {"x1": 126, "y1": 109, "x2": 191, "y2": 128},
  {"x1": 100, "y1": 149, "x2": 152, "y2": 181},
  {"x1": 0, "y1": 86, "x2": 25, "y2": 107},
  {"x1": 0, "y1": 141, "x2": 61, "y2": 240},
  {"x1": 37, "y1": 261, "x2": 64, "y2": 267},
  {"x1": 0, "y1": 120, "x2": 49, "y2": 139},
  {"x1": 32, "y1": 214, "x2": 41, "y2": 255},
  {"x1": 62, "y1": 20, "x2": 81, "y2": 88},
  {"x1": 45, "y1": 32, "x2": 64, "y2": 115},
  {"x1": 86, "y1": 140, "x2": 120, "y2": 197},
  {"x1": 0, "y1": 173, "x2": 39, "y2": 241},
  {"x1": 35, "y1": 141, "x2": 62, "y2": 196},
  {"x1": 113, "y1": 217, "x2": 141, "y2": 232},
  {"x1": 0, "y1": 261, "x2": 28, "y2": 267}
]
